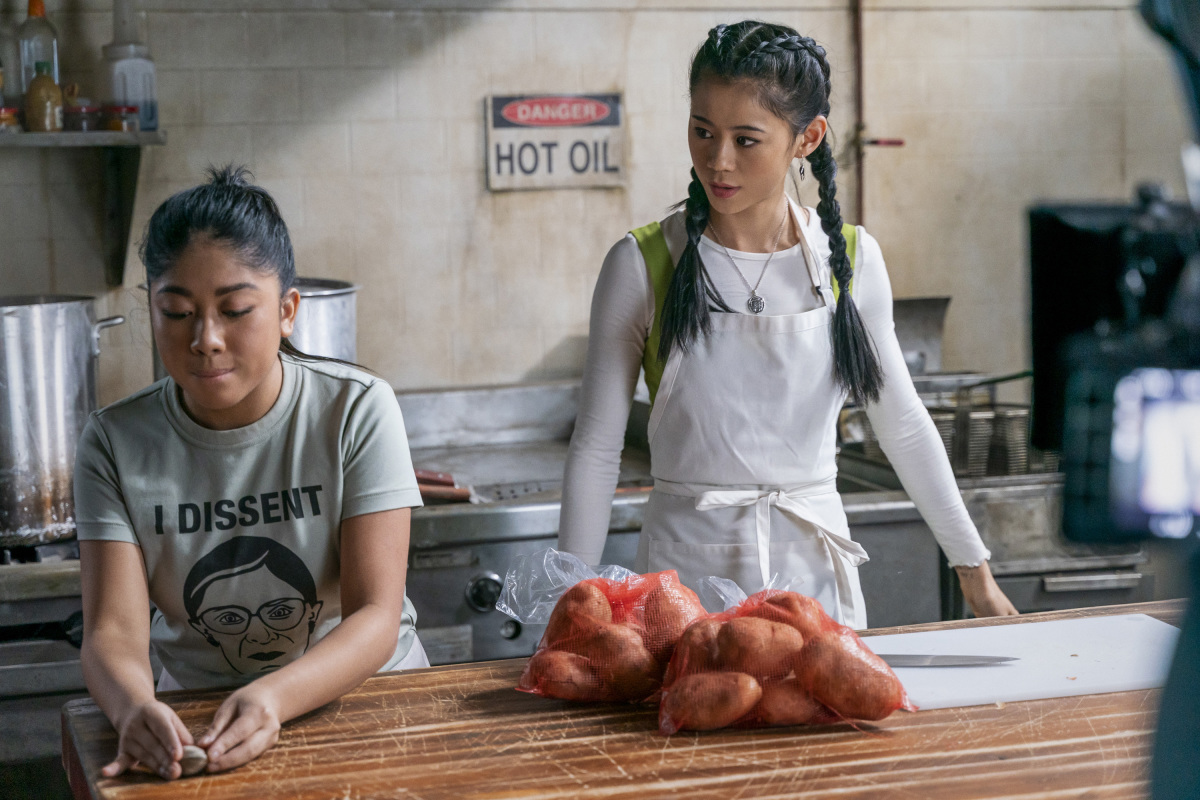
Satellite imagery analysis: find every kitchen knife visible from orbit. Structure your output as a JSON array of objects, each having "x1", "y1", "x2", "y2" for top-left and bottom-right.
[{"x1": 878, "y1": 654, "x2": 1018, "y2": 668}]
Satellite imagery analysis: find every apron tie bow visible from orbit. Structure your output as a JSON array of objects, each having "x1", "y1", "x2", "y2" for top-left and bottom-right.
[{"x1": 693, "y1": 484, "x2": 868, "y2": 623}]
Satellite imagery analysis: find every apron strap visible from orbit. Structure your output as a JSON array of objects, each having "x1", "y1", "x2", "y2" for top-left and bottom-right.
[
  {"x1": 694, "y1": 487, "x2": 868, "y2": 624},
  {"x1": 632, "y1": 221, "x2": 673, "y2": 407},
  {"x1": 633, "y1": 218, "x2": 861, "y2": 405}
]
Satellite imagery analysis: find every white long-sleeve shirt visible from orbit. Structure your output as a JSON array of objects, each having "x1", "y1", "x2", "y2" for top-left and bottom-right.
[{"x1": 557, "y1": 203, "x2": 991, "y2": 569}]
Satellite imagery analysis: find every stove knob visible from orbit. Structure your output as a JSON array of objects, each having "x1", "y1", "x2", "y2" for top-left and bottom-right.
[
  {"x1": 500, "y1": 619, "x2": 522, "y2": 640},
  {"x1": 465, "y1": 572, "x2": 503, "y2": 613}
]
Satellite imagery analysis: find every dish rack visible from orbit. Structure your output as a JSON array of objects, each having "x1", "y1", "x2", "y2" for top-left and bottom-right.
[{"x1": 855, "y1": 371, "x2": 1060, "y2": 478}]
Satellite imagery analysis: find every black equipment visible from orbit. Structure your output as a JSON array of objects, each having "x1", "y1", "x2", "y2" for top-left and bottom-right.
[{"x1": 1026, "y1": 2, "x2": 1200, "y2": 797}]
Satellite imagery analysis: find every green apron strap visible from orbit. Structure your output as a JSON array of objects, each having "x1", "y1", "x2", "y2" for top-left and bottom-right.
[
  {"x1": 633, "y1": 219, "x2": 861, "y2": 405},
  {"x1": 632, "y1": 221, "x2": 673, "y2": 406}
]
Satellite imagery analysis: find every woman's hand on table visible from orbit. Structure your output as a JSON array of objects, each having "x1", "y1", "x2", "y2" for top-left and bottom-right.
[
  {"x1": 955, "y1": 561, "x2": 1019, "y2": 617},
  {"x1": 103, "y1": 700, "x2": 195, "y2": 780},
  {"x1": 198, "y1": 682, "x2": 282, "y2": 772}
]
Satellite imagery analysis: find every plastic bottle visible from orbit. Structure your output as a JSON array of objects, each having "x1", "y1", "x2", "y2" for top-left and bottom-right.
[
  {"x1": 24, "y1": 60, "x2": 61, "y2": 132},
  {"x1": 18, "y1": 0, "x2": 59, "y2": 95},
  {"x1": 102, "y1": 0, "x2": 156, "y2": 131}
]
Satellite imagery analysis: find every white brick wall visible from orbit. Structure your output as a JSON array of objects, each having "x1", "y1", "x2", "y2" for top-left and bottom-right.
[{"x1": 0, "y1": 1, "x2": 1185, "y2": 407}]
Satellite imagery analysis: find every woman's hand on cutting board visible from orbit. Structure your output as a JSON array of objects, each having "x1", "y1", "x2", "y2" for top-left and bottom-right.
[
  {"x1": 103, "y1": 700, "x2": 195, "y2": 780},
  {"x1": 956, "y1": 561, "x2": 1019, "y2": 617},
  {"x1": 197, "y1": 682, "x2": 282, "y2": 772}
]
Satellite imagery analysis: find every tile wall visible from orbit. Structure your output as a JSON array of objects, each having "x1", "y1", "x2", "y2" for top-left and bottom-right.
[
  {"x1": 0, "y1": 0, "x2": 853, "y2": 403},
  {"x1": 862, "y1": 2, "x2": 1190, "y2": 392},
  {"x1": 0, "y1": 1, "x2": 1186, "y2": 406}
]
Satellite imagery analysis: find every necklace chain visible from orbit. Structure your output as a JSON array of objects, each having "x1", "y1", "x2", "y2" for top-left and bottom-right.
[{"x1": 708, "y1": 203, "x2": 790, "y2": 314}]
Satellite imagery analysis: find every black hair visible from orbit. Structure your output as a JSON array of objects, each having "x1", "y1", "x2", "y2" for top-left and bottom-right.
[
  {"x1": 139, "y1": 164, "x2": 324, "y2": 365},
  {"x1": 183, "y1": 536, "x2": 318, "y2": 619},
  {"x1": 659, "y1": 20, "x2": 884, "y2": 405}
]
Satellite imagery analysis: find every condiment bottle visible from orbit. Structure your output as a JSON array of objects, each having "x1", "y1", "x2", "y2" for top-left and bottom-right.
[
  {"x1": 18, "y1": 0, "x2": 59, "y2": 95},
  {"x1": 64, "y1": 100, "x2": 101, "y2": 132},
  {"x1": 101, "y1": 104, "x2": 138, "y2": 132},
  {"x1": 24, "y1": 61, "x2": 62, "y2": 132},
  {"x1": 0, "y1": 108, "x2": 21, "y2": 133},
  {"x1": 0, "y1": 69, "x2": 17, "y2": 131},
  {"x1": 103, "y1": 0, "x2": 157, "y2": 131}
]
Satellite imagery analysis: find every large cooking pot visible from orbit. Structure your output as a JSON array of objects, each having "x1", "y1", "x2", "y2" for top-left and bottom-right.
[
  {"x1": 0, "y1": 296, "x2": 124, "y2": 547},
  {"x1": 290, "y1": 278, "x2": 358, "y2": 362},
  {"x1": 148, "y1": 277, "x2": 358, "y2": 380}
]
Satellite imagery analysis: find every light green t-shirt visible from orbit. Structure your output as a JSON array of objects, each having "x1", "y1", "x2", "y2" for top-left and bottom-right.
[{"x1": 74, "y1": 353, "x2": 423, "y2": 690}]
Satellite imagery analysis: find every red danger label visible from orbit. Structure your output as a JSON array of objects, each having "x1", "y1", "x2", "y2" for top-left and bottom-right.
[{"x1": 499, "y1": 96, "x2": 612, "y2": 127}]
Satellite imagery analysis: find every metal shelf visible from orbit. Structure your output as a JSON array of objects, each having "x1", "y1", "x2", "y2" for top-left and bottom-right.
[
  {"x1": 0, "y1": 130, "x2": 166, "y2": 147},
  {"x1": 0, "y1": 129, "x2": 167, "y2": 285}
]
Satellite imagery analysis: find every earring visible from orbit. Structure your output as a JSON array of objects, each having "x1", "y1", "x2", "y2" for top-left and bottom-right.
[{"x1": 798, "y1": 161, "x2": 806, "y2": 180}]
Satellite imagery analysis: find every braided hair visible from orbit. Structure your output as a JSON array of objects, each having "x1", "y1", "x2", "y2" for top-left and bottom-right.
[{"x1": 658, "y1": 20, "x2": 884, "y2": 405}]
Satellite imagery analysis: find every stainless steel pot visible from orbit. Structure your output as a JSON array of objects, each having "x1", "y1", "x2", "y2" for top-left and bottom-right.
[
  {"x1": 148, "y1": 278, "x2": 358, "y2": 381},
  {"x1": 0, "y1": 296, "x2": 124, "y2": 547},
  {"x1": 290, "y1": 278, "x2": 357, "y2": 362}
]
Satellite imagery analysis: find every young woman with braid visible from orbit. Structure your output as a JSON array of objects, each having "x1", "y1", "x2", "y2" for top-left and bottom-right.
[{"x1": 557, "y1": 20, "x2": 1017, "y2": 626}]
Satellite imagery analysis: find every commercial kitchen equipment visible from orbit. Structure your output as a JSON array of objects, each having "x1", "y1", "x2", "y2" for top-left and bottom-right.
[
  {"x1": 288, "y1": 278, "x2": 357, "y2": 363},
  {"x1": 398, "y1": 377, "x2": 1152, "y2": 667},
  {"x1": 0, "y1": 295, "x2": 124, "y2": 550},
  {"x1": 0, "y1": 330, "x2": 1155, "y2": 762}
]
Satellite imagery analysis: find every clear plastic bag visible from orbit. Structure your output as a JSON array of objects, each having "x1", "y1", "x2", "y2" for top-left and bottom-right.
[
  {"x1": 659, "y1": 588, "x2": 916, "y2": 734},
  {"x1": 500, "y1": 548, "x2": 706, "y2": 703},
  {"x1": 496, "y1": 548, "x2": 635, "y2": 624}
]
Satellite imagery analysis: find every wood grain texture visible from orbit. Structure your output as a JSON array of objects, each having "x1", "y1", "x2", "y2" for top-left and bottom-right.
[{"x1": 62, "y1": 600, "x2": 1186, "y2": 800}]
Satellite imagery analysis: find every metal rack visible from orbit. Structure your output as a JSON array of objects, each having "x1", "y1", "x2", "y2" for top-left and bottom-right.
[{"x1": 852, "y1": 371, "x2": 1060, "y2": 478}]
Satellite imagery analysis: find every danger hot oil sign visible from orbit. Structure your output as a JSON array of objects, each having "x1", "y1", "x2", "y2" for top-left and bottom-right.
[{"x1": 485, "y1": 94, "x2": 624, "y2": 191}]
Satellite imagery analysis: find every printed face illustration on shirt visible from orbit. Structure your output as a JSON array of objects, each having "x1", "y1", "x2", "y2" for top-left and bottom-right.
[{"x1": 184, "y1": 536, "x2": 323, "y2": 676}]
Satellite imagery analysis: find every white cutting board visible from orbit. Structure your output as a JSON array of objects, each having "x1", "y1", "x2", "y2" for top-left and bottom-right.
[{"x1": 862, "y1": 614, "x2": 1180, "y2": 711}]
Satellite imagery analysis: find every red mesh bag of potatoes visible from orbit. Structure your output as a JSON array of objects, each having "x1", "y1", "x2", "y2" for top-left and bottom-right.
[
  {"x1": 518, "y1": 570, "x2": 707, "y2": 703},
  {"x1": 659, "y1": 589, "x2": 915, "y2": 734}
]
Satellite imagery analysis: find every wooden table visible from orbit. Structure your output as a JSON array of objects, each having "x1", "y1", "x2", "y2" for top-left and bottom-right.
[{"x1": 62, "y1": 600, "x2": 1186, "y2": 800}]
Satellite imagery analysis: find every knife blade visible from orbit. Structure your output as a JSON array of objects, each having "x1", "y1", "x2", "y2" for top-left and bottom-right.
[{"x1": 878, "y1": 654, "x2": 1018, "y2": 668}]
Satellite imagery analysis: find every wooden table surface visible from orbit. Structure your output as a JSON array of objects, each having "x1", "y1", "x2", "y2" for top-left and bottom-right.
[{"x1": 61, "y1": 600, "x2": 1186, "y2": 800}]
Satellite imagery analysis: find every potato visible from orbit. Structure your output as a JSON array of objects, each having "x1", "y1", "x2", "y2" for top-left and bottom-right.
[
  {"x1": 179, "y1": 746, "x2": 208, "y2": 777},
  {"x1": 795, "y1": 630, "x2": 908, "y2": 721},
  {"x1": 755, "y1": 678, "x2": 832, "y2": 727},
  {"x1": 659, "y1": 672, "x2": 763, "y2": 734},
  {"x1": 544, "y1": 581, "x2": 612, "y2": 647},
  {"x1": 641, "y1": 581, "x2": 707, "y2": 663},
  {"x1": 663, "y1": 617, "x2": 723, "y2": 686},
  {"x1": 747, "y1": 592, "x2": 831, "y2": 640},
  {"x1": 521, "y1": 649, "x2": 606, "y2": 702},
  {"x1": 576, "y1": 623, "x2": 660, "y2": 700},
  {"x1": 715, "y1": 617, "x2": 806, "y2": 680}
]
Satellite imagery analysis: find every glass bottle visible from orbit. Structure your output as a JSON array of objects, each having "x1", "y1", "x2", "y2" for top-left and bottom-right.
[
  {"x1": 24, "y1": 61, "x2": 62, "y2": 132},
  {"x1": 19, "y1": 0, "x2": 59, "y2": 95}
]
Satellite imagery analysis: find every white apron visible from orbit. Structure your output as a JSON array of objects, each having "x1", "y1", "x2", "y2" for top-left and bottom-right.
[{"x1": 634, "y1": 202, "x2": 870, "y2": 629}]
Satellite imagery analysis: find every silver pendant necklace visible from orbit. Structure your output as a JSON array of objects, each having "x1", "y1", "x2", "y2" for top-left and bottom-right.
[{"x1": 708, "y1": 203, "x2": 789, "y2": 314}]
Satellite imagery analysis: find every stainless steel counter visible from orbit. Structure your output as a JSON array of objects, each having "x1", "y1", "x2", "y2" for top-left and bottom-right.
[{"x1": 408, "y1": 447, "x2": 1142, "y2": 578}]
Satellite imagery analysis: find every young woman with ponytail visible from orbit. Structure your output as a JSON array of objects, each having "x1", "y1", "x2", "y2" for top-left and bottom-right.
[
  {"x1": 75, "y1": 166, "x2": 428, "y2": 780},
  {"x1": 558, "y1": 21, "x2": 1016, "y2": 626}
]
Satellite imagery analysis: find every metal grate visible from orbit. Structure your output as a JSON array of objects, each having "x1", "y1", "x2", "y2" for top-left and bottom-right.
[{"x1": 862, "y1": 403, "x2": 1059, "y2": 478}]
